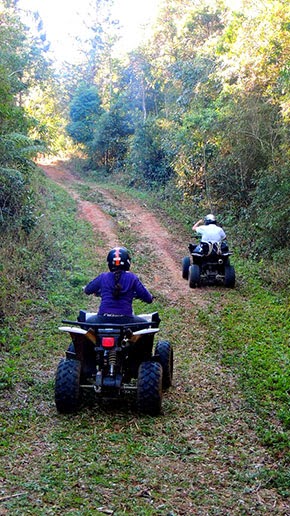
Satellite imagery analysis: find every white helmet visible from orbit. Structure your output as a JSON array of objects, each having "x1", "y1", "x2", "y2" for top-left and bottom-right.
[{"x1": 204, "y1": 213, "x2": 216, "y2": 225}]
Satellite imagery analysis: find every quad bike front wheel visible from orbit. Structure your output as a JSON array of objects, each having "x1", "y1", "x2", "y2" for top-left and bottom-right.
[
  {"x1": 182, "y1": 256, "x2": 190, "y2": 280},
  {"x1": 55, "y1": 358, "x2": 81, "y2": 413},
  {"x1": 137, "y1": 361, "x2": 162, "y2": 416},
  {"x1": 224, "y1": 265, "x2": 236, "y2": 288},
  {"x1": 155, "y1": 340, "x2": 173, "y2": 390},
  {"x1": 189, "y1": 264, "x2": 201, "y2": 288}
]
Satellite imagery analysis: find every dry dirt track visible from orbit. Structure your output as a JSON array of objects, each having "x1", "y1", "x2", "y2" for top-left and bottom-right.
[
  {"x1": 39, "y1": 160, "x2": 206, "y2": 306},
  {"x1": 38, "y1": 160, "x2": 290, "y2": 515}
]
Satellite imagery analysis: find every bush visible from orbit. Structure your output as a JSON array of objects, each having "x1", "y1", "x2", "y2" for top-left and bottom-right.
[{"x1": 129, "y1": 117, "x2": 173, "y2": 188}]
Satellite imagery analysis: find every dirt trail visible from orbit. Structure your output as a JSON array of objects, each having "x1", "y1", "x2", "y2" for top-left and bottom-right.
[
  {"x1": 38, "y1": 160, "x2": 289, "y2": 514},
  {"x1": 40, "y1": 162, "x2": 118, "y2": 250},
  {"x1": 40, "y1": 160, "x2": 205, "y2": 305}
]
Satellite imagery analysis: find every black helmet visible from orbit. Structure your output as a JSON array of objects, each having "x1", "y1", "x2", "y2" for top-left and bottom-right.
[
  {"x1": 204, "y1": 213, "x2": 216, "y2": 225},
  {"x1": 107, "y1": 247, "x2": 131, "y2": 271}
]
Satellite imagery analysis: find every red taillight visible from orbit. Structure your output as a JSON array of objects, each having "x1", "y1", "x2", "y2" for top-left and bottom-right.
[{"x1": 102, "y1": 337, "x2": 115, "y2": 348}]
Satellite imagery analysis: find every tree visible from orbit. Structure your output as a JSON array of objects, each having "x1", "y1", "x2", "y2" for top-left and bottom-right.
[
  {"x1": 66, "y1": 85, "x2": 104, "y2": 145},
  {"x1": 89, "y1": 101, "x2": 133, "y2": 170},
  {"x1": 0, "y1": 1, "x2": 48, "y2": 231},
  {"x1": 76, "y1": 0, "x2": 120, "y2": 107},
  {"x1": 130, "y1": 116, "x2": 172, "y2": 187}
]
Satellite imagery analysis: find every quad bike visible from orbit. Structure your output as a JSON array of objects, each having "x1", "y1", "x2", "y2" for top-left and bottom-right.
[
  {"x1": 55, "y1": 310, "x2": 173, "y2": 416},
  {"x1": 182, "y1": 239, "x2": 235, "y2": 288}
]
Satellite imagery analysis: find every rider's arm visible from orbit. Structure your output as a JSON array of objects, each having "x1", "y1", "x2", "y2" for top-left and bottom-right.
[
  {"x1": 192, "y1": 219, "x2": 203, "y2": 231},
  {"x1": 133, "y1": 276, "x2": 154, "y2": 303},
  {"x1": 84, "y1": 274, "x2": 102, "y2": 296}
]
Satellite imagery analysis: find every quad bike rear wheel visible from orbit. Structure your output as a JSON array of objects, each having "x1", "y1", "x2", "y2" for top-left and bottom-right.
[
  {"x1": 155, "y1": 340, "x2": 173, "y2": 390},
  {"x1": 224, "y1": 265, "x2": 236, "y2": 288},
  {"x1": 182, "y1": 256, "x2": 190, "y2": 280},
  {"x1": 189, "y1": 264, "x2": 201, "y2": 288},
  {"x1": 55, "y1": 358, "x2": 81, "y2": 413},
  {"x1": 137, "y1": 361, "x2": 162, "y2": 416}
]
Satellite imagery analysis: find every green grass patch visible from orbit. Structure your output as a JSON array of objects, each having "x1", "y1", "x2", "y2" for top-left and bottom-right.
[
  {"x1": 0, "y1": 172, "x2": 97, "y2": 390},
  {"x1": 201, "y1": 258, "x2": 290, "y2": 461}
]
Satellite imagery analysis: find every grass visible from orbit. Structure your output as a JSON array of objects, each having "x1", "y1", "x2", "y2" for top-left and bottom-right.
[
  {"x1": 73, "y1": 167, "x2": 290, "y2": 452},
  {"x1": 88, "y1": 173, "x2": 290, "y2": 458},
  {"x1": 200, "y1": 258, "x2": 290, "y2": 463},
  {"x1": 1, "y1": 163, "x2": 290, "y2": 513}
]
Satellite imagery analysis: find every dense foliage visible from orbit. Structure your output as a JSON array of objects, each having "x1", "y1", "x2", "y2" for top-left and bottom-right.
[
  {"x1": 64, "y1": 0, "x2": 290, "y2": 262},
  {"x1": 0, "y1": 0, "x2": 75, "y2": 235},
  {"x1": 0, "y1": 0, "x2": 49, "y2": 231},
  {"x1": 1, "y1": 0, "x2": 289, "y2": 260}
]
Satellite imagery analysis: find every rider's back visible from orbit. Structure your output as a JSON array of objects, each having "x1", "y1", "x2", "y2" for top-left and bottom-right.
[{"x1": 196, "y1": 224, "x2": 226, "y2": 243}]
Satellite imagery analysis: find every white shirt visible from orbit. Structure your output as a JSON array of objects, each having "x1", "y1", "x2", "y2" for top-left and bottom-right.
[{"x1": 196, "y1": 224, "x2": 226, "y2": 243}]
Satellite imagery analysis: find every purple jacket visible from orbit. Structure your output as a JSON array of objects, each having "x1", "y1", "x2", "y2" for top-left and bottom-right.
[{"x1": 84, "y1": 271, "x2": 153, "y2": 316}]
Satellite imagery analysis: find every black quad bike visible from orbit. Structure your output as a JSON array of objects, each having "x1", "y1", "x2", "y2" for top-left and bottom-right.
[
  {"x1": 55, "y1": 310, "x2": 173, "y2": 416},
  {"x1": 182, "y1": 239, "x2": 235, "y2": 288}
]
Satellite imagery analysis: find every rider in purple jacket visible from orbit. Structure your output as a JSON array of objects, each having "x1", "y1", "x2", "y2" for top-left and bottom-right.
[{"x1": 84, "y1": 247, "x2": 154, "y2": 324}]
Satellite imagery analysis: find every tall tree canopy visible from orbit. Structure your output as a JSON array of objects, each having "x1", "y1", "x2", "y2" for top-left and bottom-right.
[
  {"x1": 0, "y1": 0, "x2": 50, "y2": 231},
  {"x1": 9, "y1": 0, "x2": 288, "y2": 258}
]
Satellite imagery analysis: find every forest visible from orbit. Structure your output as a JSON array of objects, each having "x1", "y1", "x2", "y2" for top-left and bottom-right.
[
  {"x1": 0, "y1": 0, "x2": 289, "y2": 513},
  {"x1": 1, "y1": 0, "x2": 289, "y2": 264}
]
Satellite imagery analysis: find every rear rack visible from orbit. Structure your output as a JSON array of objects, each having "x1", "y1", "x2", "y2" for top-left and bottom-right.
[{"x1": 61, "y1": 320, "x2": 157, "y2": 331}]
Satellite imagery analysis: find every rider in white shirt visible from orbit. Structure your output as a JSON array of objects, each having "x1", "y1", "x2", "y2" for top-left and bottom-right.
[{"x1": 192, "y1": 214, "x2": 226, "y2": 243}]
